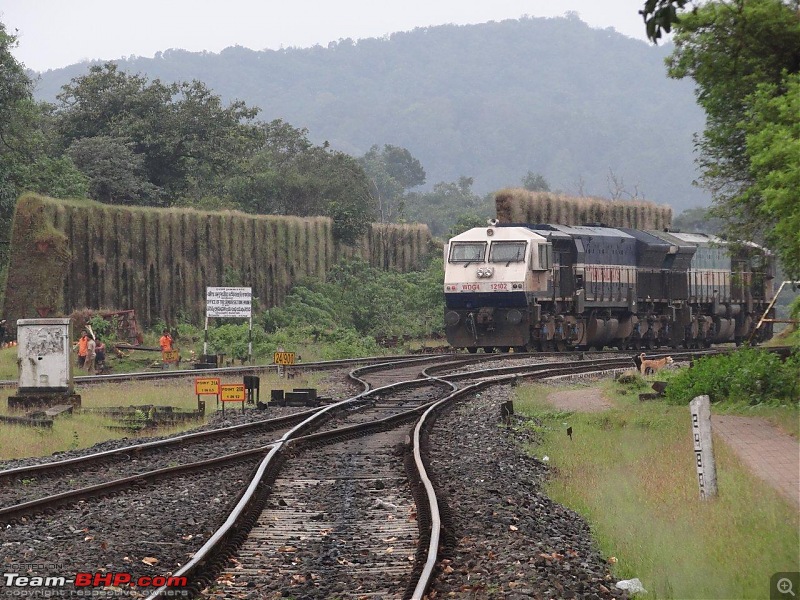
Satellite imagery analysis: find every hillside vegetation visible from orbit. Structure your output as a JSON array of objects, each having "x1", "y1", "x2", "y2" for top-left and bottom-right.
[{"x1": 32, "y1": 16, "x2": 707, "y2": 212}]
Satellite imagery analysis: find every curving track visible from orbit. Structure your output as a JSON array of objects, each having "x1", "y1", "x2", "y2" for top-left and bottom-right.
[{"x1": 2, "y1": 348, "x2": 790, "y2": 599}]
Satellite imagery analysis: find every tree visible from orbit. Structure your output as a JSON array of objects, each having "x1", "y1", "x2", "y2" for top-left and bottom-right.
[
  {"x1": 225, "y1": 120, "x2": 374, "y2": 244},
  {"x1": 55, "y1": 63, "x2": 262, "y2": 201},
  {"x1": 671, "y1": 206, "x2": 723, "y2": 234},
  {"x1": 359, "y1": 144, "x2": 426, "y2": 224},
  {"x1": 0, "y1": 22, "x2": 87, "y2": 269},
  {"x1": 67, "y1": 136, "x2": 159, "y2": 204},
  {"x1": 640, "y1": 0, "x2": 696, "y2": 42},
  {"x1": 521, "y1": 171, "x2": 551, "y2": 192},
  {"x1": 743, "y1": 72, "x2": 800, "y2": 279},
  {"x1": 666, "y1": 0, "x2": 800, "y2": 277},
  {"x1": 404, "y1": 176, "x2": 492, "y2": 238}
]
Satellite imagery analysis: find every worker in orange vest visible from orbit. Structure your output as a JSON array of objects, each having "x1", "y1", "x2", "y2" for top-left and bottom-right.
[
  {"x1": 76, "y1": 330, "x2": 89, "y2": 369},
  {"x1": 159, "y1": 329, "x2": 173, "y2": 352}
]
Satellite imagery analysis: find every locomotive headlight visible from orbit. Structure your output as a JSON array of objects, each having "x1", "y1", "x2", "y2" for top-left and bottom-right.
[
  {"x1": 445, "y1": 311, "x2": 460, "y2": 326},
  {"x1": 476, "y1": 267, "x2": 494, "y2": 278},
  {"x1": 507, "y1": 309, "x2": 523, "y2": 324}
]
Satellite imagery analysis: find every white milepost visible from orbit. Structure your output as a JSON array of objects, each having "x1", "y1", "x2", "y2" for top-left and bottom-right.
[{"x1": 689, "y1": 395, "x2": 718, "y2": 499}]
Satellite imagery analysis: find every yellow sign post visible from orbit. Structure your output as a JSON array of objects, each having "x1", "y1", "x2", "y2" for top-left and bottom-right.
[
  {"x1": 220, "y1": 383, "x2": 246, "y2": 414},
  {"x1": 273, "y1": 352, "x2": 296, "y2": 365},
  {"x1": 162, "y1": 349, "x2": 179, "y2": 365},
  {"x1": 194, "y1": 377, "x2": 220, "y2": 413}
]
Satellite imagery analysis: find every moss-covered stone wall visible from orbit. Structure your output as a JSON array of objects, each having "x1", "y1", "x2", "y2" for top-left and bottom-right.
[
  {"x1": 495, "y1": 189, "x2": 672, "y2": 230},
  {"x1": 2, "y1": 195, "x2": 433, "y2": 328}
]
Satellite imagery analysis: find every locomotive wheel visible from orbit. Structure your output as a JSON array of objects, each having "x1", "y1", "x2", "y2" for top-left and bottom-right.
[
  {"x1": 483, "y1": 346, "x2": 495, "y2": 353},
  {"x1": 497, "y1": 346, "x2": 510, "y2": 353},
  {"x1": 467, "y1": 347, "x2": 478, "y2": 354},
  {"x1": 513, "y1": 345, "x2": 527, "y2": 353}
]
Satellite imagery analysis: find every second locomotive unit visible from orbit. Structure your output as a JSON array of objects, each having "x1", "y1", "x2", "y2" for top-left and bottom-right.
[{"x1": 444, "y1": 221, "x2": 775, "y2": 352}]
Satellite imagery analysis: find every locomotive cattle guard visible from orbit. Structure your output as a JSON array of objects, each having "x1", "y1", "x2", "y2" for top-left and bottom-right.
[{"x1": 443, "y1": 223, "x2": 775, "y2": 352}]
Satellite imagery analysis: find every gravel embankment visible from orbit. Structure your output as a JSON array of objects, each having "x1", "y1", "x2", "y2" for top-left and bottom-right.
[{"x1": 426, "y1": 384, "x2": 626, "y2": 599}]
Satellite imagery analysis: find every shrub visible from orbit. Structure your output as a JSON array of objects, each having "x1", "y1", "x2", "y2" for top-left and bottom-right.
[{"x1": 664, "y1": 348, "x2": 799, "y2": 406}]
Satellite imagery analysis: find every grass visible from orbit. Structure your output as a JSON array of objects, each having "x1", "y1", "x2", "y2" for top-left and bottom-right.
[
  {"x1": 514, "y1": 378, "x2": 799, "y2": 599},
  {"x1": 0, "y1": 367, "x2": 328, "y2": 462}
]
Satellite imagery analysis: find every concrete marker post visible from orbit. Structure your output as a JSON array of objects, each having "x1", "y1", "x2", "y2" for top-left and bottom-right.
[{"x1": 689, "y1": 395, "x2": 718, "y2": 499}]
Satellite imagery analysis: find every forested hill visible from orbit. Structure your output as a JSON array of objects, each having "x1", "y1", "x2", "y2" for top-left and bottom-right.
[{"x1": 31, "y1": 15, "x2": 707, "y2": 212}]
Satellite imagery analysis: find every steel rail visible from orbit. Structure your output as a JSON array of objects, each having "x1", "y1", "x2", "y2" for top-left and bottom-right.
[
  {"x1": 144, "y1": 362, "x2": 462, "y2": 599},
  {"x1": 0, "y1": 442, "x2": 280, "y2": 524},
  {"x1": 0, "y1": 408, "x2": 318, "y2": 481},
  {"x1": 408, "y1": 357, "x2": 675, "y2": 598},
  {"x1": 144, "y1": 386, "x2": 372, "y2": 599},
  {"x1": 0, "y1": 352, "x2": 459, "y2": 389}
]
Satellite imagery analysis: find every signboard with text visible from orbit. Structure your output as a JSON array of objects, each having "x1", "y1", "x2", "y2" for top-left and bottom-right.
[
  {"x1": 220, "y1": 383, "x2": 246, "y2": 402},
  {"x1": 206, "y1": 287, "x2": 252, "y2": 318},
  {"x1": 195, "y1": 377, "x2": 220, "y2": 396},
  {"x1": 162, "y1": 350, "x2": 179, "y2": 363},
  {"x1": 273, "y1": 352, "x2": 296, "y2": 366}
]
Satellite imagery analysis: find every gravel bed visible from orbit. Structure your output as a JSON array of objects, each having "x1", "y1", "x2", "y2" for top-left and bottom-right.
[
  {"x1": 0, "y1": 406, "x2": 305, "y2": 474},
  {"x1": 433, "y1": 352, "x2": 627, "y2": 378},
  {"x1": 426, "y1": 384, "x2": 626, "y2": 599},
  {"x1": 0, "y1": 459, "x2": 259, "y2": 599},
  {"x1": 0, "y1": 422, "x2": 291, "y2": 508}
]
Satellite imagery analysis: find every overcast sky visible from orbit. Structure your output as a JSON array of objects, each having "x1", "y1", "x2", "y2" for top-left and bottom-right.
[{"x1": 1, "y1": 1, "x2": 652, "y2": 73}]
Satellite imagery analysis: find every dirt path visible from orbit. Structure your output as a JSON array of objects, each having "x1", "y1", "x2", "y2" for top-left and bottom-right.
[
  {"x1": 546, "y1": 387, "x2": 614, "y2": 412},
  {"x1": 546, "y1": 387, "x2": 800, "y2": 508},
  {"x1": 712, "y1": 415, "x2": 799, "y2": 508}
]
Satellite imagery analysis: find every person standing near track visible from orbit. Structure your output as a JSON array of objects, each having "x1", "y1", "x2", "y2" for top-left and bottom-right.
[
  {"x1": 160, "y1": 329, "x2": 175, "y2": 369},
  {"x1": 76, "y1": 330, "x2": 89, "y2": 369},
  {"x1": 85, "y1": 333, "x2": 97, "y2": 374},
  {"x1": 160, "y1": 329, "x2": 173, "y2": 352}
]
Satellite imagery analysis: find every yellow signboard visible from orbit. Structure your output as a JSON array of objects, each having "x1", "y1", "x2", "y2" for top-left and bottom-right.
[
  {"x1": 220, "y1": 383, "x2": 246, "y2": 402},
  {"x1": 162, "y1": 350, "x2": 179, "y2": 363},
  {"x1": 273, "y1": 351, "x2": 296, "y2": 365},
  {"x1": 195, "y1": 377, "x2": 220, "y2": 396}
]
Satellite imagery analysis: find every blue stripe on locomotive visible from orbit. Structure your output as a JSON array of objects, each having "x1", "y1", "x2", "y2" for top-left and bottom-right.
[{"x1": 445, "y1": 291, "x2": 528, "y2": 309}]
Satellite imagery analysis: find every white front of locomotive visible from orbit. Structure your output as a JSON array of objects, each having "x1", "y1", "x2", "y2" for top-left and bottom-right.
[{"x1": 443, "y1": 225, "x2": 551, "y2": 350}]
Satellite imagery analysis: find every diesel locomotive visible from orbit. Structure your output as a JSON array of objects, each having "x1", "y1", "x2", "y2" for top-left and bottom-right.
[{"x1": 443, "y1": 222, "x2": 775, "y2": 352}]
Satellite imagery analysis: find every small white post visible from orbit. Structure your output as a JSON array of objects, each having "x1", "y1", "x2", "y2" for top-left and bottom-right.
[
  {"x1": 248, "y1": 315, "x2": 253, "y2": 364},
  {"x1": 689, "y1": 395, "x2": 718, "y2": 499},
  {"x1": 203, "y1": 316, "x2": 209, "y2": 356}
]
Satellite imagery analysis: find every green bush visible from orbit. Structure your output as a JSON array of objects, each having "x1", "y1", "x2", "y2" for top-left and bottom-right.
[
  {"x1": 664, "y1": 348, "x2": 800, "y2": 406},
  {"x1": 261, "y1": 257, "x2": 444, "y2": 340},
  {"x1": 141, "y1": 257, "x2": 445, "y2": 362}
]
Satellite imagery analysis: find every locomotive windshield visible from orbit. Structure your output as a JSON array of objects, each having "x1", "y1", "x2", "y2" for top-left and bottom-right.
[
  {"x1": 449, "y1": 242, "x2": 487, "y2": 263},
  {"x1": 489, "y1": 241, "x2": 527, "y2": 263}
]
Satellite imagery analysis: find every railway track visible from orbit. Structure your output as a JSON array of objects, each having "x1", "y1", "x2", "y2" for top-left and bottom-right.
[
  {"x1": 1, "y1": 347, "x2": 791, "y2": 598},
  {"x1": 144, "y1": 353, "x2": 655, "y2": 598},
  {"x1": 0, "y1": 409, "x2": 315, "y2": 511}
]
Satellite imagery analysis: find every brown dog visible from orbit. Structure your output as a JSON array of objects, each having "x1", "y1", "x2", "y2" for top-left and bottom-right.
[{"x1": 639, "y1": 353, "x2": 674, "y2": 376}]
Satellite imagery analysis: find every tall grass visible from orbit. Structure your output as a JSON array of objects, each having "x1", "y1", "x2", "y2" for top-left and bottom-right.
[
  {"x1": 514, "y1": 381, "x2": 799, "y2": 599},
  {"x1": 2, "y1": 194, "x2": 433, "y2": 330},
  {"x1": 494, "y1": 188, "x2": 672, "y2": 229}
]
